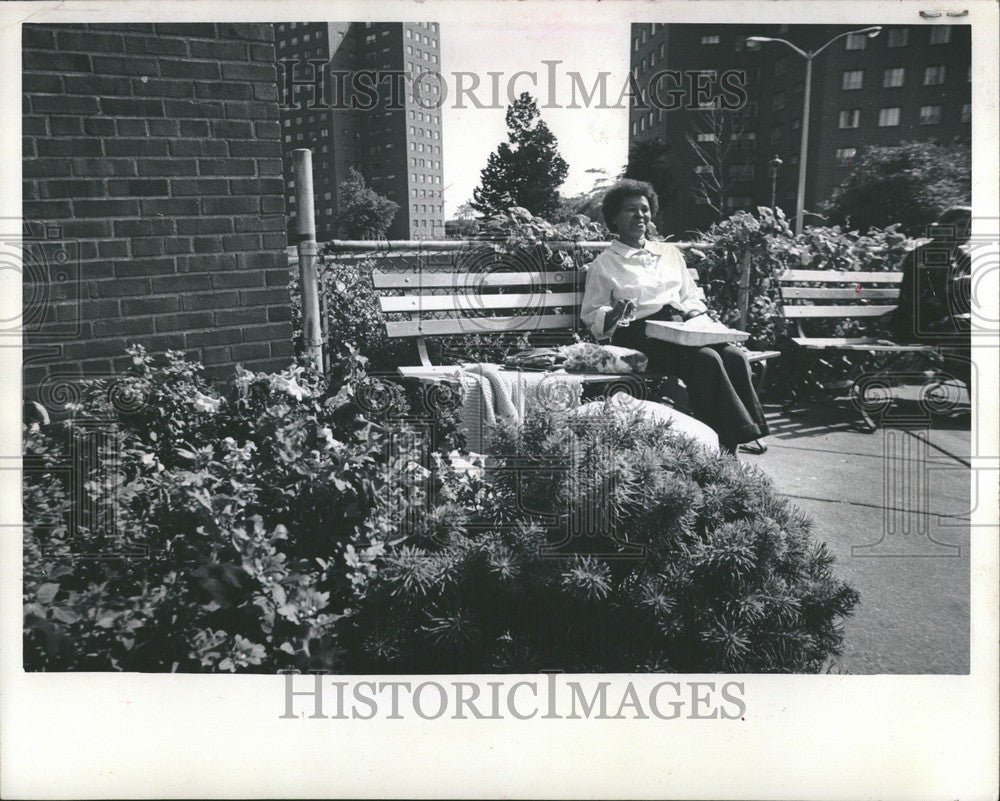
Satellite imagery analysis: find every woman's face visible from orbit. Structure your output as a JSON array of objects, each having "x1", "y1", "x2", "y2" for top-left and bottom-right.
[{"x1": 612, "y1": 194, "x2": 651, "y2": 246}]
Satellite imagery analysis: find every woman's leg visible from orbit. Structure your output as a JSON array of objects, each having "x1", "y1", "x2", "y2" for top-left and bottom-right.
[{"x1": 716, "y1": 344, "x2": 769, "y2": 437}]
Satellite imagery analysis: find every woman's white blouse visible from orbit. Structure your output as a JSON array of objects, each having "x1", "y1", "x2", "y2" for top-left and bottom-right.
[{"x1": 580, "y1": 239, "x2": 708, "y2": 340}]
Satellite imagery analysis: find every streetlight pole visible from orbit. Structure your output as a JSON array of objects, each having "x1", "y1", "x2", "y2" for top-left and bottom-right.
[
  {"x1": 769, "y1": 154, "x2": 783, "y2": 213},
  {"x1": 746, "y1": 26, "x2": 881, "y2": 235}
]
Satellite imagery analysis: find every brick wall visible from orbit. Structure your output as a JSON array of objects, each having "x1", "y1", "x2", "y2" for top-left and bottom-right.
[{"x1": 22, "y1": 23, "x2": 293, "y2": 402}]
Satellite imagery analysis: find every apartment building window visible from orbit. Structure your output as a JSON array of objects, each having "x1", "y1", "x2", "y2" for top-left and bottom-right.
[
  {"x1": 407, "y1": 45, "x2": 413, "y2": 54},
  {"x1": 961, "y1": 103, "x2": 971, "y2": 123},
  {"x1": 406, "y1": 28, "x2": 412, "y2": 38},
  {"x1": 924, "y1": 65, "x2": 946, "y2": 85},
  {"x1": 845, "y1": 32, "x2": 868, "y2": 50},
  {"x1": 726, "y1": 196, "x2": 752, "y2": 210},
  {"x1": 659, "y1": 43, "x2": 665, "y2": 58},
  {"x1": 835, "y1": 147, "x2": 856, "y2": 166},
  {"x1": 283, "y1": 119, "x2": 291, "y2": 127},
  {"x1": 639, "y1": 116, "x2": 646, "y2": 132},
  {"x1": 878, "y1": 107, "x2": 901, "y2": 127},
  {"x1": 303, "y1": 33, "x2": 310, "y2": 42},
  {"x1": 365, "y1": 34, "x2": 375, "y2": 44},
  {"x1": 694, "y1": 165, "x2": 713, "y2": 175},
  {"x1": 633, "y1": 36, "x2": 639, "y2": 52},
  {"x1": 919, "y1": 105, "x2": 942, "y2": 125},
  {"x1": 696, "y1": 132, "x2": 716, "y2": 142},
  {"x1": 650, "y1": 51, "x2": 656, "y2": 67},
  {"x1": 729, "y1": 165, "x2": 755, "y2": 180},
  {"x1": 772, "y1": 92, "x2": 785, "y2": 111},
  {"x1": 842, "y1": 70, "x2": 864, "y2": 90},
  {"x1": 929, "y1": 26, "x2": 951, "y2": 44},
  {"x1": 838, "y1": 109, "x2": 861, "y2": 128},
  {"x1": 883, "y1": 68, "x2": 905, "y2": 88},
  {"x1": 701, "y1": 35, "x2": 720, "y2": 45},
  {"x1": 641, "y1": 28, "x2": 647, "y2": 44}
]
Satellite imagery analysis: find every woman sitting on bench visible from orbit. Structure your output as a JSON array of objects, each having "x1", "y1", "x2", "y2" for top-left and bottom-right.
[{"x1": 580, "y1": 179, "x2": 768, "y2": 454}]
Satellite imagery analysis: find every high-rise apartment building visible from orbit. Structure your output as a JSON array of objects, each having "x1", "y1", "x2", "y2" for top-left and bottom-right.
[
  {"x1": 629, "y1": 24, "x2": 971, "y2": 237},
  {"x1": 274, "y1": 21, "x2": 444, "y2": 240}
]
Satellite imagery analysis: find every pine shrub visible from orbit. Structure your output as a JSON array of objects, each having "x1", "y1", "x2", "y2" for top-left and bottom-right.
[{"x1": 349, "y1": 407, "x2": 860, "y2": 673}]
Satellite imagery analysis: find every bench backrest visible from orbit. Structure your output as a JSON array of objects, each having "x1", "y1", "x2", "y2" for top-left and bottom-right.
[
  {"x1": 776, "y1": 269, "x2": 902, "y2": 337},
  {"x1": 373, "y1": 266, "x2": 700, "y2": 339}
]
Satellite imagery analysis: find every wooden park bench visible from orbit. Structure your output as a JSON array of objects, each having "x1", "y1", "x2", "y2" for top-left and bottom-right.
[
  {"x1": 775, "y1": 267, "x2": 946, "y2": 431},
  {"x1": 354, "y1": 240, "x2": 779, "y2": 444}
]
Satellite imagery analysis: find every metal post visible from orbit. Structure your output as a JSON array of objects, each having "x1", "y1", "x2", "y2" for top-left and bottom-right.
[
  {"x1": 795, "y1": 57, "x2": 813, "y2": 236},
  {"x1": 293, "y1": 148, "x2": 323, "y2": 371},
  {"x1": 737, "y1": 251, "x2": 751, "y2": 330}
]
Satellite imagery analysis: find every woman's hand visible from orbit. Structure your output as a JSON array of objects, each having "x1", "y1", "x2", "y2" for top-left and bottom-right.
[{"x1": 605, "y1": 298, "x2": 636, "y2": 334}]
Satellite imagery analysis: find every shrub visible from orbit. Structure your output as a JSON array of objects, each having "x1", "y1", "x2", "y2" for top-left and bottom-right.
[
  {"x1": 23, "y1": 346, "x2": 422, "y2": 672},
  {"x1": 347, "y1": 408, "x2": 860, "y2": 673}
]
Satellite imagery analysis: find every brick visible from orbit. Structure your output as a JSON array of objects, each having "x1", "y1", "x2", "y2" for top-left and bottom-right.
[
  {"x1": 190, "y1": 39, "x2": 247, "y2": 60},
  {"x1": 59, "y1": 219, "x2": 114, "y2": 238},
  {"x1": 89, "y1": 277, "x2": 151, "y2": 297},
  {"x1": 179, "y1": 120, "x2": 209, "y2": 137},
  {"x1": 74, "y1": 198, "x2": 140, "y2": 217},
  {"x1": 176, "y1": 217, "x2": 233, "y2": 235},
  {"x1": 115, "y1": 219, "x2": 174, "y2": 237},
  {"x1": 38, "y1": 139, "x2": 102, "y2": 158},
  {"x1": 114, "y1": 258, "x2": 174, "y2": 277},
  {"x1": 182, "y1": 291, "x2": 239, "y2": 311},
  {"x1": 148, "y1": 119, "x2": 179, "y2": 137},
  {"x1": 153, "y1": 273, "x2": 212, "y2": 294},
  {"x1": 108, "y1": 179, "x2": 169, "y2": 197},
  {"x1": 156, "y1": 311, "x2": 214, "y2": 332},
  {"x1": 50, "y1": 117, "x2": 84, "y2": 136},
  {"x1": 185, "y1": 328, "x2": 243, "y2": 347},
  {"x1": 22, "y1": 116, "x2": 48, "y2": 136},
  {"x1": 212, "y1": 271, "x2": 263, "y2": 289},
  {"x1": 24, "y1": 51, "x2": 91, "y2": 73},
  {"x1": 168, "y1": 140, "x2": 228, "y2": 157},
  {"x1": 220, "y1": 62, "x2": 276, "y2": 82},
  {"x1": 164, "y1": 238, "x2": 193, "y2": 255},
  {"x1": 133, "y1": 78, "x2": 194, "y2": 98},
  {"x1": 221, "y1": 233, "x2": 261, "y2": 251},
  {"x1": 261, "y1": 196, "x2": 287, "y2": 213},
  {"x1": 154, "y1": 23, "x2": 218, "y2": 38},
  {"x1": 22, "y1": 138, "x2": 36, "y2": 158},
  {"x1": 253, "y1": 121, "x2": 281, "y2": 140},
  {"x1": 198, "y1": 159, "x2": 256, "y2": 176},
  {"x1": 160, "y1": 60, "x2": 220, "y2": 80},
  {"x1": 23, "y1": 200, "x2": 72, "y2": 219},
  {"x1": 92, "y1": 56, "x2": 159, "y2": 75},
  {"x1": 220, "y1": 307, "x2": 267, "y2": 326},
  {"x1": 230, "y1": 342, "x2": 272, "y2": 362},
  {"x1": 102, "y1": 97, "x2": 165, "y2": 117},
  {"x1": 120, "y1": 296, "x2": 181, "y2": 315},
  {"x1": 211, "y1": 120, "x2": 253, "y2": 138},
  {"x1": 201, "y1": 346, "x2": 231, "y2": 365},
  {"x1": 22, "y1": 180, "x2": 37, "y2": 200},
  {"x1": 136, "y1": 159, "x2": 198, "y2": 177},
  {"x1": 63, "y1": 339, "x2": 132, "y2": 360},
  {"x1": 41, "y1": 179, "x2": 105, "y2": 199},
  {"x1": 84, "y1": 118, "x2": 117, "y2": 136},
  {"x1": 217, "y1": 23, "x2": 271, "y2": 42},
  {"x1": 265, "y1": 268, "x2": 291, "y2": 287},
  {"x1": 171, "y1": 178, "x2": 228, "y2": 196},
  {"x1": 261, "y1": 234, "x2": 286, "y2": 250},
  {"x1": 22, "y1": 26, "x2": 55, "y2": 49},
  {"x1": 193, "y1": 237, "x2": 223, "y2": 254},
  {"x1": 250, "y1": 44, "x2": 276, "y2": 62},
  {"x1": 258, "y1": 159, "x2": 283, "y2": 175},
  {"x1": 64, "y1": 75, "x2": 132, "y2": 95},
  {"x1": 230, "y1": 177, "x2": 284, "y2": 195},
  {"x1": 243, "y1": 322, "x2": 290, "y2": 342},
  {"x1": 201, "y1": 196, "x2": 257, "y2": 215},
  {"x1": 195, "y1": 82, "x2": 253, "y2": 101},
  {"x1": 163, "y1": 99, "x2": 224, "y2": 118},
  {"x1": 116, "y1": 119, "x2": 149, "y2": 136},
  {"x1": 240, "y1": 288, "x2": 289, "y2": 306},
  {"x1": 98, "y1": 240, "x2": 130, "y2": 258},
  {"x1": 140, "y1": 198, "x2": 199, "y2": 215},
  {"x1": 225, "y1": 100, "x2": 279, "y2": 120},
  {"x1": 229, "y1": 140, "x2": 280, "y2": 157},
  {"x1": 92, "y1": 317, "x2": 154, "y2": 337},
  {"x1": 178, "y1": 253, "x2": 238, "y2": 273},
  {"x1": 253, "y1": 83, "x2": 279, "y2": 102},
  {"x1": 267, "y1": 305, "x2": 292, "y2": 323},
  {"x1": 124, "y1": 36, "x2": 188, "y2": 56},
  {"x1": 131, "y1": 238, "x2": 164, "y2": 257},
  {"x1": 32, "y1": 95, "x2": 99, "y2": 115},
  {"x1": 71, "y1": 158, "x2": 136, "y2": 177},
  {"x1": 235, "y1": 215, "x2": 286, "y2": 233},
  {"x1": 55, "y1": 30, "x2": 125, "y2": 53},
  {"x1": 23, "y1": 73, "x2": 63, "y2": 94},
  {"x1": 141, "y1": 333, "x2": 187, "y2": 352},
  {"x1": 104, "y1": 139, "x2": 168, "y2": 157}
]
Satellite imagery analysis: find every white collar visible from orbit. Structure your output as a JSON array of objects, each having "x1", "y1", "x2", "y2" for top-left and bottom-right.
[{"x1": 609, "y1": 239, "x2": 656, "y2": 257}]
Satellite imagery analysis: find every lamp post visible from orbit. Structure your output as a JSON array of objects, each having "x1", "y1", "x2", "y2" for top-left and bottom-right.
[
  {"x1": 768, "y1": 154, "x2": 783, "y2": 213},
  {"x1": 746, "y1": 26, "x2": 881, "y2": 234}
]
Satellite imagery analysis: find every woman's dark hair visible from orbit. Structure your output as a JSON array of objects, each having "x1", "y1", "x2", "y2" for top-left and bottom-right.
[{"x1": 601, "y1": 179, "x2": 659, "y2": 232}]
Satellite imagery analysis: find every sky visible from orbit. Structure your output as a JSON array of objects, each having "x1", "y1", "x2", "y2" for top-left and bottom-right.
[{"x1": 437, "y1": 20, "x2": 631, "y2": 217}]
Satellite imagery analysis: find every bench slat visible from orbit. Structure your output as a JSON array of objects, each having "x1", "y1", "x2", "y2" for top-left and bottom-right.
[
  {"x1": 783, "y1": 304, "x2": 896, "y2": 319},
  {"x1": 781, "y1": 287, "x2": 899, "y2": 300},
  {"x1": 380, "y1": 291, "x2": 582, "y2": 313},
  {"x1": 386, "y1": 313, "x2": 579, "y2": 337},
  {"x1": 779, "y1": 270, "x2": 903, "y2": 283},
  {"x1": 791, "y1": 337, "x2": 938, "y2": 351},
  {"x1": 372, "y1": 270, "x2": 586, "y2": 289}
]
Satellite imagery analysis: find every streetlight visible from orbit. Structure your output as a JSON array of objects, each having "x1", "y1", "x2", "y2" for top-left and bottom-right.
[
  {"x1": 768, "y1": 154, "x2": 783, "y2": 213},
  {"x1": 746, "y1": 26, "x2": 881, "y2": 234}
]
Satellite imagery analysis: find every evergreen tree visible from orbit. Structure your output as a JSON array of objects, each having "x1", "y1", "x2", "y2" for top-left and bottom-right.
[
  {"x1": 333, "y1": 167, "x2": 399, "y2": 239},
  {"x1": 471, "y1": 93, "x2": 569, "y2": 219}
]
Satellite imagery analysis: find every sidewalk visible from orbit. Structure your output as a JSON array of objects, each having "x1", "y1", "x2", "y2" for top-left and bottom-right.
[{"x1": 741, "y1": 395, "x2": 971, "y2": 674}]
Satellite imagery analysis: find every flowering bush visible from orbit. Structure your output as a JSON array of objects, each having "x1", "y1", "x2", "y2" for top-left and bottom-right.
[
  {"x1": 23, "y1": 346, "x2": 423, "y2": 672},
  {"x1": 348, "y1": 408, "x2": 860, "y2": 673}
]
